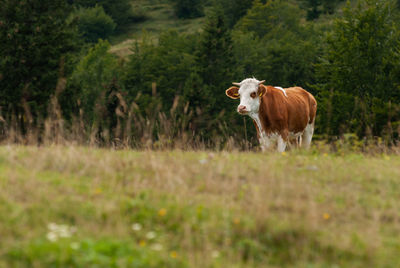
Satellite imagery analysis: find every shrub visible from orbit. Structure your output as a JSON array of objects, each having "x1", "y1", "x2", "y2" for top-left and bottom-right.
[
  {"x1": 70, "y1": 5, "x2": 116, "y2": 43},
  {"x1": 172, "y1": 0, "x2": 204, "y2": 19}
]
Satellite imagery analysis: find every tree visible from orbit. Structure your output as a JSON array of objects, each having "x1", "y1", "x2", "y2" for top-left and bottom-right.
[
  {"x1": 69, "y1": 39, "x2": 122, "y2": 124},
  {"x1": 213, "y1": 0, "x2": 253, "y2": 28},
  {"x1": 236, "y1": 0, "x2": 305, "y2": 38},
  {"x1": 301, "y1": 0, "x2": 344, "y2": 20},
  {"x1": 0, "y1": 0, "x2": 78, "y2": 122},
  {"x1": 317, "y1": 0, "x2": 400, "y2": 135},
  {"x1": 193, "y1": 7, "x2": 240, "y2": 137},
  {"x1": 70, "y1": 0, "x2": 133, "y2": 26},
  {"x1": 233, "y1": 0, "x2": 320, "y2": 87},
  {"x1": 69, "y1": 5, "x2": 116, "y2": 43},
  {"x1": 171, "y1": 0, "x2": 204, "y2": 19}
]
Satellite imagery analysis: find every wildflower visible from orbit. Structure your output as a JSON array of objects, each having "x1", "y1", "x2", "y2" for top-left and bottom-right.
[
  {"x1": 94, "y1": 188, "x2": 102, "y2": 195},
  {"x1": 233, "y1": 218, "x2": 240, "y2": 225},
  {"x1": 131, "y1": 223, "x2": 142, "y2": 231},
  {"x1": 211, "y1": 250, "x2": 220, "y2": 258},
  {"x1": 281, "y1": 152, "x2": 287, "y2": 156},
  {"x1": 146, "y1": 231, "x2": 156, "y2": 240},
  {"x1": 170, "y1": 251, "x2": 178, "y2": 258},
  {"x1": 151, "y1": 243, "x2": 163, "y2": 251},
  {"x1": 199, "y1": 159, "x2": 208, "y2": 165},
  {"x1": 70, "y1": 242, "x2": 80, "y2": 250},
  {"x1": 139, "y1": 240, "x2": 146, "y2": 247},
  {"x1": 46, "y1": 223, "x2": 76, "y2": 242},
  {"x1": 46, "y1": 232, "x2": 58, "y2": 242},
  {"x1": 158, "y1": 208, "x2": 167, "y2": 217},
  {"x1": 323, "y1": 213, "x2": 330, "y2": 220}
]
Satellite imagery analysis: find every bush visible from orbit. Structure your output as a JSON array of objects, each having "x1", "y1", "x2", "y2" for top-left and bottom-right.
[
  {"x1": 70, "y1": 5, "x2": 116, "y2": 43},
  {"x1": 172, "y1": 0, "x2": 204, "y2": 19},
  {"x1": 71, "y1": 0, "x2": 135, "y2": 26}
]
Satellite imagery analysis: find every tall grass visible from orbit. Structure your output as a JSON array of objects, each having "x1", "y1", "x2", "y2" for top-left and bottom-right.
[{"x1": 0, "y1": 76, "x2": 399, "y2": 154}]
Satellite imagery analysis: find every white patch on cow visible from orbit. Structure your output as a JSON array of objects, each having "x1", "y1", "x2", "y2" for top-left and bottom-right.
[
  {"x1": 250, "y1": 112, "x2": 271, "y2": 151},
  {"x1": 274, "y1": 86, "x2": 288, "y2": 97},
  {"x1": 237, "y1": 78, "x2": 261, "y2": 114},
  {"x1": 250, "y1": 113, "x2": 287, "y2": 152}
]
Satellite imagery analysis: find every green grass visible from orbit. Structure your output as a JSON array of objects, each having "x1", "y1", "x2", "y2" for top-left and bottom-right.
[
  {"x1": 1, "y1": 146, "x2": 400, "y2": 267},
  {"x1": 109, "y1": 0, "x2": 205, "y2": 57}
]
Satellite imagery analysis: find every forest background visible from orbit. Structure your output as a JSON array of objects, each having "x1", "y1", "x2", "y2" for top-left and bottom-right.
[{"x1": 1, "y1": 0, "x2": 400, "y2": 148}]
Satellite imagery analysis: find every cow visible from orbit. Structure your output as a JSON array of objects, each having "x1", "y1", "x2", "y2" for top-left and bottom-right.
[{"x1": 225, "y1": 78, "x2": 317, "y2": 152}]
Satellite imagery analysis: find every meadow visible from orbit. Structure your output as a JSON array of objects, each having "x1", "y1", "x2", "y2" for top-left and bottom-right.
[{"x1": 1, "y1": 145, "x2": 400, "y2": 267}]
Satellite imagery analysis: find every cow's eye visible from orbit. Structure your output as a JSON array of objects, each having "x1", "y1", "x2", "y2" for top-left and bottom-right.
[{"x1": 250, "y1": 92, "x2": 256, "y2": 98}]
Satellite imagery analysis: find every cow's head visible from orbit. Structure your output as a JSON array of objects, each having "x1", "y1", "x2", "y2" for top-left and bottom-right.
[{"x1": 225, "y1": 78, "x2": 266, "y2": 115}]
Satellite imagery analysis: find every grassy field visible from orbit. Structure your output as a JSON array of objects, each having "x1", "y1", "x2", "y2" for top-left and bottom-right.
[{"x1": 0, "y1": 145, "x2": 400, "y2": 267}]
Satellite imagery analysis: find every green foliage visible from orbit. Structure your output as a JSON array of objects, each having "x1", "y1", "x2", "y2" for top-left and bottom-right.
[
  {"x1": 70, "y1": 0, "x2": 134, "y2": 26},
  {"x1": 317, "y1": 0, "x2": 400, "y2": 136},
  {"x1": 6, "y1": 239, "x2": 184, "y2": 267},
  {"x1": 0, "y1": 0, "x2": 79, "y2": 120},
  {"x1": 236, "y1": 0, "x2": 305, "y2": 38},
  {"x1": 70, "y1": 5, "x2": 116, "y2": 43},
  {"x1": 124, "y1": 31, "x2": 197, "y2": 111},
  {"x1": 193, "y1": 7, "x2": 240, "y2": 136},
  {"x1": 69, "y1": 40, "x2": 122, "y2": 125},
  {"x1": 171, "y1": 0, "x2": 204, "y2": 19},
  {"x1": 301, "y1": 0, "x2": 344, "y2": 20},
  {"x1": 233, "y1": 0, "x2": 320, "y2": 87},
  {"x1": 214, "y1": 0, "x2": 254, "y2": 28}
]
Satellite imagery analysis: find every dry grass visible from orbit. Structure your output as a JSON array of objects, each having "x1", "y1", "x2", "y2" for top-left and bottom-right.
[{"x1": 1, "y1": 145, "x2": 400, "y2": 267}]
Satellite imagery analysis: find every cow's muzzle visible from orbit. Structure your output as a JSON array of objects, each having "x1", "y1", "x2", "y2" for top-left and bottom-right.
[{"x1": 237, "y1": 105, "x2": 248, "y2": 114}]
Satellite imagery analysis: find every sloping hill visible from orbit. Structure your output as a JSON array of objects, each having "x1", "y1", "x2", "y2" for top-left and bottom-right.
[{"x1": 109, "y1": 0, "x2": 205, "y2": 57}]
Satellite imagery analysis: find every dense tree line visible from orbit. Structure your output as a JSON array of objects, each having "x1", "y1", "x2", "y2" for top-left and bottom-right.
[{"x1": 0, "y1": 0, "x2": 399, "y2": 145}]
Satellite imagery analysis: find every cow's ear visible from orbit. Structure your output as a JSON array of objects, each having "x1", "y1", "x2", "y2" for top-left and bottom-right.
[
  {"x1": 226, "y1": 86, "x2": 240, "y2": 99},
  {"x1": 258, "y1": 84, "x2": 266, "y2": 97}
]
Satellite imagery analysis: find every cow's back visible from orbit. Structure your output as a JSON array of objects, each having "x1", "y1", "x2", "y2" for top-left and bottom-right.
[{"x1": 284, "y1": 87, "x2": 317, "y2": 133}]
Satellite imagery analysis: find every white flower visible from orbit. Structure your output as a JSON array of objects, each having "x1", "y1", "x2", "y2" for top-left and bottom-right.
[
  {"x1": 199, "y1": 159, "x2": 208, "y2": 165},
  {"x1": 211, "y1": 250, "x2": 220, "y2": 258},
  {"x1": 47, "y1": 223, "x2": 58, "y2": 231},
  {"x1": 146, "y1": 231, "x2": 156, "y2": 240},
  {"x1": 151, "y1": 243, "x2": 163, "y2": 251},
  {"x1": 131, "y1": 223, "x2": 142, "y2": 231},
  {"x1": 46, "y1": 232, "x2": 58, "y2": 242},
  {"x1": 46, "y1": 223, "x2": 76, "y2": 241}
]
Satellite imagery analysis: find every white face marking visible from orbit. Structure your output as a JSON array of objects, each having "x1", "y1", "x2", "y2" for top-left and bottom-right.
[{"x1": 237, "y1": 78, "x2": 261, "y2": 115}]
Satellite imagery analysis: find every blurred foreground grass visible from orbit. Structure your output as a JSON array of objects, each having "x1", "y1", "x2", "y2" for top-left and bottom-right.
[{"x1": 0, "y1": 146, "x2": 400, "y2": 267}]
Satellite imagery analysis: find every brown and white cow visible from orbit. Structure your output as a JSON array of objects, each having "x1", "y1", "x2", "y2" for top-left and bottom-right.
[{"x1": 226, "y1": 78, "x2": 317, "y2": 152}]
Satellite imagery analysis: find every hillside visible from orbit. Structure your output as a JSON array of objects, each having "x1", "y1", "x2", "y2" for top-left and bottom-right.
[
  {"x1": 1, "y1": 146, "x2": 400, "y2": 267},
  {"x1": 109, "y1": 0, "x2": 205, "y2": 57}
]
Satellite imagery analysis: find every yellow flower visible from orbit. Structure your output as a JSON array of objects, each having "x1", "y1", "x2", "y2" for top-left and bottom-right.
[
  {"x1": 233, "y1": 218, "x2": 240, "y2": 225},
  {"x1": 94, "y1": 188, "x2": 102, "y2": 195},
  {"x1": 139, "y1": 240, "x2": 146, "y2": 247},
  {"x1": 158, "y1": 208, "x2": 167, "y2": 217},
  {"x1": 170, "y1": 251, "x2": 178, "y2": 259},
  {"x1": 323, "y1": 213, "x2": 330, "y2": 220},
  {"x1": 281, "y1": 152, "x2": 287, "y2": 156}
]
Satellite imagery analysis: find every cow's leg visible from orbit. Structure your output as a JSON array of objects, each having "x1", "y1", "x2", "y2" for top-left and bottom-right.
[
  {"x1": 277, "y1": 129, "x2": 288, "y2": 152},
  {"x1": 259, "y1": 135, "x2": 272, "y2": 152},
  {"x1": 302, "y1": 122, "x2": 314, "y2": 149},
  {"x1": 277, "y1": 135, "x2": 287, "y2": 152}
]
